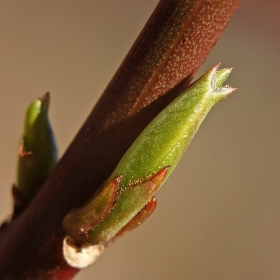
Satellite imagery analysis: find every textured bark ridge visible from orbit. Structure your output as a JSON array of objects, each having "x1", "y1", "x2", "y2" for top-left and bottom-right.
[{"x1": 93, "y1": 0, "x2": 241, "y2": 130}]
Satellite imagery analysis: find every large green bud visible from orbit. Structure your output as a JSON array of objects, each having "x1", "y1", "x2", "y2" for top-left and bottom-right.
[{"x1": 63, "y1": 65, "x2": 235, "y2": 246}]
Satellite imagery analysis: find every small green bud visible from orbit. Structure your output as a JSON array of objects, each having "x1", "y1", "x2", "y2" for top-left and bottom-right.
[{"x1": 15, "y1": 93, "x2": 57, "y2": 208}]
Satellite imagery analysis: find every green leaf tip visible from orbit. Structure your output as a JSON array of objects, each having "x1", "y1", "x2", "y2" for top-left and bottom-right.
[
  {"x1": 25, "y1": 92, "x2": 49, "y2": 128},
  {"x1": 63, "y1": 64, "x2": 235, "y2": 246},
  {"x1": 15, "y1": 92, "x2": 58, "y2": 208},
  {"x1": 23, "y1": 92, "x2": 52, "y2": 151},
  {"x1": 215, "y1": 67, "x2": 233, "y2": 88}
]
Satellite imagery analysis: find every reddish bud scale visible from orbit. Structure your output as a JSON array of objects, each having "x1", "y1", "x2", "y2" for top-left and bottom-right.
[
  {"x1": 62, "y1": 176, "x2": 121, "y2": 243},
  {"x1": 113, "y1": 196, "x2": 157, "y2": 241},
  {"x1": 63, "y1": 167, "x2": 169, "y2": 246}
]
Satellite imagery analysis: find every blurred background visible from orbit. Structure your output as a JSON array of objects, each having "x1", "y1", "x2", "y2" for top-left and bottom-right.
[{"x1": 0, "y1": 1, "x2": 279, "y2": 279}]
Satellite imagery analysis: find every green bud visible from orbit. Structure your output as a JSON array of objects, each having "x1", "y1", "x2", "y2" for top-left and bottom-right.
[
  {"x1": 15, "y1": 93, "x2": 57, "y2": 207},
  {"x1": 108, "y1": 65, "x2": 235, "y2": 188},
  {"x1": 63, "y1": 65, "x2": 235, "y2": 246}
]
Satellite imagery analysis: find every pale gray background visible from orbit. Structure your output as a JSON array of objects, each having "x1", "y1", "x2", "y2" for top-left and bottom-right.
[{"x1": 1, "y1": 1, "x2": 280, "y2": 279}]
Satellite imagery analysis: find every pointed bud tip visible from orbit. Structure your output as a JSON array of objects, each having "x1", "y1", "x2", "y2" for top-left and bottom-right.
[
  {"x1": 111, "y1": 175, "x2": 124, "y2": 185},
  {"x1": 39, "y1": 92, "x2": 50, "y2": 112},
  {"x1": 215, "y1": 67, "x2": 233, "y2": 89},
  {"x1": 215, "y1": 61, "x2": 221, "y2": 69},
  {"x1": 25, "y1": 93, "x2": 51, "y2": 128},
  {"x1": 157, "y1": 165, "x2": 170, "y2": 177},
  {"x1": 213, "y1": 62, "x2": 233, "y2": 72},
  {"x1": 220, "y1": 86, "x2": 237, "y2": 95},
  {"x1": 208, "y1": 64, "x2": 220, "y2": 82},
  {"x1": 149, "y1": 166, "x2": 170, "y2": 185},
  {"x1": 213, "y1": 86, "x2": 237, "y2": 103}
]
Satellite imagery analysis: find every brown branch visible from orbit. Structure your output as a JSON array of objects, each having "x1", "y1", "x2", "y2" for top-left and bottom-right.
[{"x1": 0, "y1": 0, "x2": 241, "y2": 279}]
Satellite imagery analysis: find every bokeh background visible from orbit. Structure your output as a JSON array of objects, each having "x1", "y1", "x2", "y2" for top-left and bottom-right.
[{"x1": 0, "y1": 1, "x2": 280, "y2": 279}]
